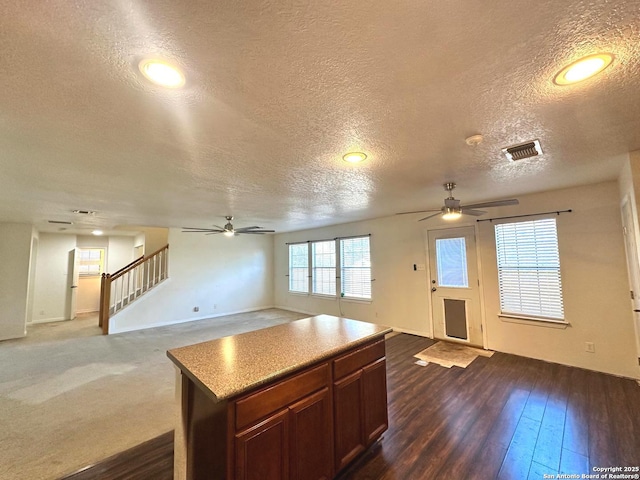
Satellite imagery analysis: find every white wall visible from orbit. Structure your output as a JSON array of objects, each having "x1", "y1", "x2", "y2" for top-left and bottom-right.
[
  {"x1": 110, "y1": 228, "x2": 274, "y2": 333},
  {"x1": 107, "y1": 236, "x2": 135, "y2": 272},
  {"x1": 31, "y1": 233, "x2": 77, "y2": 322},
  {"x1": 274, "y1": 181, "x2": 639, "y2": 379},
  {"x1": 479, "y1": 181, "x2": 637, "y2": 379},
  {"x1": 0, "y1": 223, "x2": 34, "y2": 340},
  {"x1": 274, "y1": 215, "x2": 431, "y2": 335}
]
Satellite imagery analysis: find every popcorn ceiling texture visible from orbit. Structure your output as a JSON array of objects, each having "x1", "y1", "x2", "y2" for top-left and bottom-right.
[
  {"x1": 168, "y1": 315, "x2": 391, "y2": 400},
  {"x1": 0, "y1": 1, "x2": 638, "y2": 232}
]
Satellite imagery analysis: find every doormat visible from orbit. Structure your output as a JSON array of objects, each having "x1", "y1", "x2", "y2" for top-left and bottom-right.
[{"x1": 414, "y1": 341, "x2": 494, "y2": 369}]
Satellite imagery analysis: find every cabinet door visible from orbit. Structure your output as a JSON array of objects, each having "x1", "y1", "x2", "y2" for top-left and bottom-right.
[
  {"x1": 289, "y1": 387, "x2": 333, "y2": 480},
  {"x1": 333, "y1": 370, "x2": 365, "y2": 472},
  {"x1": 362, "y1": 358, "x2": 388, "y2": 444},
  {"x1": 235, "y1": 409, "x2": 289, "y2": 480}
]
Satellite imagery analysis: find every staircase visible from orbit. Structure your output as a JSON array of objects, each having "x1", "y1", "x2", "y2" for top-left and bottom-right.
[{"x1": 99, "y1": 244, "x2": 169, "y2": 334}]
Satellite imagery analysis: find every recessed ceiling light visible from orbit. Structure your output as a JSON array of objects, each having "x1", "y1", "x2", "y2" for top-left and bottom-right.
[
  {"x1": 92, "y1": 230, "x2": 103, "y2": 236},
  {"x1": 464, "y1": 134, "x2": 484, "y2": 146},
  {"x1": 138, "y1": 59, "x2": 186, "y2": 88},
  {"x1": 343, "y1": 152, "x2": 368, "y2": 163},
  {"x1": 553, "y1": 53, "x2": 614, "y2": 86}
]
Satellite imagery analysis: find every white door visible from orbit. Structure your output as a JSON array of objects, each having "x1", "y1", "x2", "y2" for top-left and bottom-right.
[
  {"x1": 66, "y1": 248, "x2": 79, "y2": 320},
  {"x1": 620, "y1": 196, "x2": 640, "y2": 358},
  {"x1": 427, "y1": 226, "x2": 483, "y2": 346}
]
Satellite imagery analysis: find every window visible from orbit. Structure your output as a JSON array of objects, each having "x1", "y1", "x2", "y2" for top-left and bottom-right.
[
  {"x1": 494, "y1": 218, "x2": 564, "y2": 320},
  {"x1": 78, "y1": 248, "x2": 105, "y2": 276},
  {"x1": 435, "y1": 237, "x2": 469, "y2": 288},
  {"x1": 287, "y1": 235, "x2": 372, "y2": 300},
  {"x1": 340, "y1": 236, "x2": 371, "y2": 299},
  {"x1": 312, "y1": 240, "x2": 336, "y2": 295},
  {"x1": 288, "y1": 243, "x2": 309, "y2": 293}
]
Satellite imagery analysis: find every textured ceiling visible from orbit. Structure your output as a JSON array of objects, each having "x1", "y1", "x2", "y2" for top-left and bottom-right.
[{"x1": 0, "y1": 0, "x2": 639, "y2": 234}]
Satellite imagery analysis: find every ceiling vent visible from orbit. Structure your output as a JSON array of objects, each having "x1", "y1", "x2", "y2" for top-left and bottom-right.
[
  {"x1": 48, "y1": 220, "x2": 73, "y2": 225},
  {"x1": 502, "y1": 139, "x2": 543, "y2": 161}
]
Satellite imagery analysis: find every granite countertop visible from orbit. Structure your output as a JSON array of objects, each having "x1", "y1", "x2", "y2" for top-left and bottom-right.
[{"x1": 167, "y1": 314, "x2": 392, "y2": 401}]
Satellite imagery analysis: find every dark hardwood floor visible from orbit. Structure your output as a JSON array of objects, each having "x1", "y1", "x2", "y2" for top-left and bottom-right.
[{"x1": 60, "y1": 334, "x2": 640, "y2": 479}]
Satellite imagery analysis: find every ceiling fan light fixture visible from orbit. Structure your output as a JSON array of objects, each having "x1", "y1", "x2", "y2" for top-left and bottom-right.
[
  {"x1": 553, "y1": 53, "x2": 614, "y2": 86},
  {"x1": 442, "y1": 207, "x2": 462, "y2": 221},
  {"x1": 223, "y1": 230, "x2": 235, "y2": 237}
]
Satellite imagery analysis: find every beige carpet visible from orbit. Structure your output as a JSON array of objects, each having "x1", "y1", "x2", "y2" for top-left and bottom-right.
[
  {"x1": 0, "y1": 308, "x2": 309, "y2": 480},
  {"x1": 414, "y1": 341, "x2": 494, "y2": 368}
]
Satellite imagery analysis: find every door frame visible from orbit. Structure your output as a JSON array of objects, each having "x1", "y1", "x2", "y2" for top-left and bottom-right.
[{"x1": 424, "y1": 223, "x2": 488, "y2": 348}]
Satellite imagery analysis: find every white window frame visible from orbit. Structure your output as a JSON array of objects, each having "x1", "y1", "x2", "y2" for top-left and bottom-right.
[
  {"x1": 339, "y1": 236, "x2": 372, "y2": 300},
  {"x1": 288, "y1": 243, "x2": 309, "y2": 294},
  {"x1": 286, "y1": 235, "x2": 372, "y2": 301},
  {"x1": 494, "y1": 218, "x2": 565, "y2": 322},
  {"x1": 311, "y1": 240, "x2": 337, "y2": 296}
]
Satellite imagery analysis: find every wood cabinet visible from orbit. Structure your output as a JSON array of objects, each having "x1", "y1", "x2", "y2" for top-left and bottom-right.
[
  {"x1": 333, "y1": 339, "x2": 388, "y2": 472},
  {"x1": 233, "y1": 364, "x2": 333, "y2": 480},
  {"x1": 173, "y1": 334, "x2": 388, "y2": 480}
]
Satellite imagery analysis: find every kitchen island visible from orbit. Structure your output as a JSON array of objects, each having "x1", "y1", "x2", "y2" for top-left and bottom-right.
[{"x1": 167, "y1": 314, "x2": 392, "y2": 480}]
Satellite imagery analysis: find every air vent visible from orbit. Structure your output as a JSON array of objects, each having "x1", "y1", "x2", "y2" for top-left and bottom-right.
[
  {"x1": 48, "y1": 220, "x2": 73, "y2": 225},
  {"x1": 502, "y1": 139, "x2": 543, "y2": 161}
]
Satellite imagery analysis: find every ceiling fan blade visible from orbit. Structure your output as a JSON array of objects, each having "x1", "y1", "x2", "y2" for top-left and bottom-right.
[
  {"x1": 234, "y1": 226, "x2": 262, "y2": 232},
  {"x1": 462, "y1": 199, "x2": 519, "y2": 209},
  {"x1": 396, "y1": 209, "x2": 441, "y2": 215},
  {"x1": 182, "y1": 228, "x2": 225, "y2": 233},
  {"x1": 205, "y1": 232, "x2": 223, "y2": 235},
  {"x1": 461, "y1": 209, "x2": 487, "y2": 216},
  {"x1": 418, "y1": 212, "x2": 442, "y2": 222}
]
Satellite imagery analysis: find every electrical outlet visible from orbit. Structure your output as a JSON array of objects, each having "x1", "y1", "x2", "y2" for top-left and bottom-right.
[
  {"x1": 193, "y1": 306, "x2": 199, "y2": 312},
  {"x1": 585, "y1": 342, "x2": 595, "y2": 353}
]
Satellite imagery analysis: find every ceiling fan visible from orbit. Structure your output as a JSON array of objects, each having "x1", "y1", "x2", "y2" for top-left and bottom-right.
[
  {"x1": 398, "y1": 182, "x2": 519, "y2": 221},
  {"x1": 182, "y1": 216, "x2": 275, "y2": 236}
]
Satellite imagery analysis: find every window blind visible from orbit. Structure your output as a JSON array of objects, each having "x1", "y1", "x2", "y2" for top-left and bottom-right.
[
  {"x1": 312, "y1": 240, "x2": 336, "y2": 295},
  {"x1": 495, "y1": 218, "x2": 564, "y2": 319},
  {"x1": 340, "y1": 236, "x2": 371, "y2": 299},
  {"x1": 288, "y1": 243, "x2": 309, "y2": 293}
]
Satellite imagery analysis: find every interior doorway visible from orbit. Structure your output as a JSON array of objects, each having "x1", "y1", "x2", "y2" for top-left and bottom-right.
[{"x1": 427, "y1": 226, "x2": 483, "y2": 347}]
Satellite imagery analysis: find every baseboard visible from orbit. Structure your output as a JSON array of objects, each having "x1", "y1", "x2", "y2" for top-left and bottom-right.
[
  {"x1": 391, "y1": 326, "x2": 432, "y2": 338},
  {"x1": 31, "y1": 317, "x2": 67, "y2": 324},
  {"x1": 273, "y1": 305, "x2": 321, "y2": 317},
  {"x1": 109, "y1": 305, "x2": 278, "y2": 334}
]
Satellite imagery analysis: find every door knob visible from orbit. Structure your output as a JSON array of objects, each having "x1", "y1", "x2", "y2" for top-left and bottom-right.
[{"x1": 431, "y1": 287, "x2": 437, "y2": 292}]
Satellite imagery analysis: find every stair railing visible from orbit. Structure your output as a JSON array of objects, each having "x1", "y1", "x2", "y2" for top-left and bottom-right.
[{"x1": 99, "y1": 244, "x2": 169, "y2": 334}]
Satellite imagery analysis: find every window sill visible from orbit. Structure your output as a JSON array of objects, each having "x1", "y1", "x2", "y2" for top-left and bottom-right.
[
  {"x1": 499, "y1": 314, "x2": 569, "y2": 329},
  {"x1": 311, "y1": 294, "x2": 337, "y2": 300},
  {"x1": 340, "y1": 297, "x2": 372, "y2": 305},
  {"x1": 287, "y1": 291, "x2": 309, "y2": 297}
]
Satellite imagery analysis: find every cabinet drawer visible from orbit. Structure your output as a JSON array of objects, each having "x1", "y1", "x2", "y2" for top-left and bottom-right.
[
  {"x1": 333, "y1": 339, "x2": 385, "y2": 380},
  {"x1": 236, "y1": 363, "x2": 330, "y2": 430}
]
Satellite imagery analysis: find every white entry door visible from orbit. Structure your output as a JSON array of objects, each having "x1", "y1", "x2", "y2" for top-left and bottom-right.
[
  {"x1": 620, "y1": 196, "x2": 640, "y2": 359},
  {"x1": 427, "y1": 226, "x2": 483, "y2": 346}
]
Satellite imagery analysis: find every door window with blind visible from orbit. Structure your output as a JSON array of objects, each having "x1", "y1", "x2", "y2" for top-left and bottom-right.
[
  {"x1": 340, "y1": 236, "x2": 372, "y2": 299},
  {"x1": 287, "y1": 236, "x2": 372, "y2": 300},
  {"x1": 312, "y1": 240, "x2": 336, "y2": 296},
  {"x1": 494, "y1": 218, "x2": 564, "y2": 320}
]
